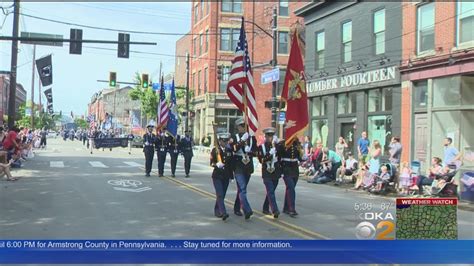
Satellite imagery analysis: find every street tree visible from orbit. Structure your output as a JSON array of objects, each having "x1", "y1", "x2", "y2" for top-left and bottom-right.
[{"x1": 128, "y1": 72, "x2": 157, "y2": 123}]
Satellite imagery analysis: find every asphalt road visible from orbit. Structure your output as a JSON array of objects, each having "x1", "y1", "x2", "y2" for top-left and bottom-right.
[{"x1": 1, "y1": 138, "x2": 473, "y2": 240}]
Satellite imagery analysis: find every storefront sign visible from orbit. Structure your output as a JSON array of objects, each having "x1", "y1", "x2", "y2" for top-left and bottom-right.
[{"x1": 307, "y1": 66, "x2": 397, "y2": 93}]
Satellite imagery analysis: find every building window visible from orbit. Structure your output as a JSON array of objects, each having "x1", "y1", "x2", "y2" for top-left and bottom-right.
[
  {"x1": 193, "y1": 38, "x2": 197, "y2": 56},
  {"x1": 413, "y1": 80, "x2": 428, "y2": 109},
  {"x1": 279, "y1": 0, "x2": 289, "y2": 16},
  {"x1": 316, "y1": 31, "x2": 325, "y2": 70},
  {"x1": 311, "y1": 96, "x2": 329, "y2": 117},
  {"x1": 194, "y1": 5, "x2": 198, "y2": 24},
  {"x1": 198, "y1": 70, "x2": 202, "y2": 95},
  {"x1": 205, "y1": 29, "x2": 209, "y2": 53},
  {"x1": 215, "y1": 109, "x2": 243, "y2": 134},
  {"x1": 373, "y1": 9, "x2": 385, "y2": 55},
  {"x1": 192, "y1": 73, "x2": 196, "y2": 92},
  {"x1": 368, "y1": 88, "x2": 392, "y2": 112},
  {"x1": 206, "y1": 1, "x2": 209, "y2": 15},
  {"x1": 342, "y1": 21, "x2": 352, "y2": 63},
  {"x1": 312, "y1": 119, "x2": 329, "y2": 148},
  {"x1": 278, "y1": 31, "x2": 289, "y2": 54},
  {"x1": 337, "y1": 92, "x2": 357, "y2": 115},
  {"x1": 277, "y1": 68, "x2": 286, "y2": 96},
  {"x1": 220, "y1": 28, "x2": 239, "y2": 51},
  {"x1": 457, "y1": 2, "x2": 474, "y2": 45},
  {"x1": 368, "y1": 115, "x2": 392, "y2": 156},
  {"x1": 200, "y1": 0, "x2": 204, "y2": 19},
  {"x1": 219, "y1": 66, "x2": 231, "y2": 93},
  {"x1": 199, "y1": 34, "x2": 203, "y2": 55},
  {"x1": 417, "y1": 3, "x2": 435, "y2": 54},
  {"x1": 222, "y1": 0, "x2": 241, "y2": 13},
  {"x1": 204, "y1": 67, "x2": 208, "y2": 93}
]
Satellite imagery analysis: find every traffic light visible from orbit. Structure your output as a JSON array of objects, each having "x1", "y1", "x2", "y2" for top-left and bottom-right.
[
  {"x1": 217, "y1": 65, "x2": 223, "y2": 80},
  {"x1": 69, "y1": 28, "x2": 83, "y2": 55},
  {"x1": 109, "y1": 72, "x2": 117, "y2": 87},
  {"x1": 118, "y1": 33, "x2": 130, "y2": 58},
  {"x1": 141, "y1": 74, "x2": 149, "y2": 88}
]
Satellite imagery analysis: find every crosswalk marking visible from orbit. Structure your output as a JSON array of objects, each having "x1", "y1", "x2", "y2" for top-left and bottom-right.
[
  {"x1": 50, "y1": 161, "x2": 64, "y2": 168},
  {"x1": 123, "y1": 161, "x2": 142, "y2": 167},
  {"x1": 89, "y1": 161, "x2": 109, "y2": 168}
]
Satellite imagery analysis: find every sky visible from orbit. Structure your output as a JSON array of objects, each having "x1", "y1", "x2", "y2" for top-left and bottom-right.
[{"x1": 0, "y1": 1, "x2": 190, "y2": 116}]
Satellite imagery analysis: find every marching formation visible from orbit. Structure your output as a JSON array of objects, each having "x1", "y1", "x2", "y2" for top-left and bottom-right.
[
  {"x1": 210, "y1": 119, "x2": 304, "y2": 221},
  {"x1": 142, "y1": 125, "x2": 194, "y2": 178}
]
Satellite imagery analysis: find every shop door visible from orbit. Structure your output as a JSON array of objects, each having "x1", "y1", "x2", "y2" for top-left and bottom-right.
[
  {"x1": 340, "y1": 122, "x2": 356, "y2": 155},
  {"x1": 414, "y1": 114, "x2": 428, "y2": 164}
]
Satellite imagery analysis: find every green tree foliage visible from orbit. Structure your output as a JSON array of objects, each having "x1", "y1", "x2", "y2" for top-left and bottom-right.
[
  {"x1": 16, "y1": 103, "x2": 60, "y2": 129},
  {"x1": 74, "y1": 118, "x2": 88, "y2": 129},
  {"x1": 128, "y1": 72, "x2": 157, "y2": 119}
]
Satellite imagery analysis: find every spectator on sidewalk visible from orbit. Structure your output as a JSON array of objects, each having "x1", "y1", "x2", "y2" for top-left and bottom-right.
[
  {"x1": 389, "y1": 137, "x2": 402, "y2": 168},
  {"x1": 443, "y1": 137, "x2": 462, "y2": 169},
  {"x1": 335, "y1": 136, "x2": 349, "y2": 161},
  {"x1": 416, "y1": 157, "x2": 444, "y2": 195},
  {"x1": 335, "y1": 152, "x2": 358, "y2": 185},
  {"x1": 357, "y1": 131, "x2": 370, "y2": 164},
  {"x1": 0, "y1": 159, "x2": 17, "y2": 181},
  {"x1": 40, "y1": 128, "x2": 47, "y2": 149}
]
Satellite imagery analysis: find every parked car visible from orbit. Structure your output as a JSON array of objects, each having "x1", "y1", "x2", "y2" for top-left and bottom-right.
[{"x1": 131, "y1": 136, "x2": 144, "y2": 148}]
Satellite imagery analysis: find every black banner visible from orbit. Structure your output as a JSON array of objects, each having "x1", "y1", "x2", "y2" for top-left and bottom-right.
[
  {"x1": 36, "y1": 55, "x2": 53, "y2": 87},
  {"x1": 44, "y1": 88, "x2": 53, "y2": 103},
  {"x1": 93, "y1": 138, "x2": 129, "y2": 149}
]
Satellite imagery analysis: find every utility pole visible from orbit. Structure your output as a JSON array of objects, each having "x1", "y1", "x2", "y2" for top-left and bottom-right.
[
  {"x1": 7, "y1": 0, "x2": 20, "y2": 129},
  {"x1": 185, "y1": 52, "x2": 190, "y2": 133},
  {"x1": 271, "y1": 6, "x2": 278, "y2": 129},
  {"x1": 30, "y1": 44, "x2": 36, "y2": 129},
  {"x1": 159, "y1": 61, "x2": 162, "y2": 80}
]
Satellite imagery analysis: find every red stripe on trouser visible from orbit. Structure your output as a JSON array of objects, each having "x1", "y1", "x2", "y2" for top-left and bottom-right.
[{"x1": 284, "y1": 177, "x2": 295, "y2": 212}]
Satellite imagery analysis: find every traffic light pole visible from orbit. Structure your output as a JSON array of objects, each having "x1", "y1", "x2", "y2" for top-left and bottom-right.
[
  {"x1": 185, "y1": 52, "x2": 190, "y2": 133},
  {"x1": 30, "y1": 44, "x2": 36, "y2": 129},
  {"x1": 271, "y1": 6, "x2": 278, "y2": 129},
  {"x1": 7, "y1": 0, "x2": 20, "y2": 129}
]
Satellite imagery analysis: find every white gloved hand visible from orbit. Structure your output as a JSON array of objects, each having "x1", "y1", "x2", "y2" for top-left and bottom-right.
[
  {"x1": 244, "y1": 146, "x2": 251, "y2": 153},
  {"x1": 241, "y1": 132, "x2": 249, "y2": 142},
  {"x1": 272, "y1": 135, "x2": 279, "y2": 144},
  {"x1": 269, "y1": 147, "x2": 276, "y2": 155},
  {"x1": 216, "y1": 162, "x2": 225, "y2": 169}
]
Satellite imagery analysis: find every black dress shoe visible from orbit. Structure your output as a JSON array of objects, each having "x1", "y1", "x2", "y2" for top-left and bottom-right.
[
  {"x1": 159, "y1": 174, "x2": 164, "y2": 177},
  {"x1": 145, "y1": 173, "x2": 150, "y2": 177},
  {"x1": 234, "y1": 211, "x2": 243, "y2": 216},
  {"x1": 273, "y1": 211, "x2": 280, "y2": 219},
  {"x1": 289, "y1": 211, "x2": 298, "y2": 218},
  {"x1": 222, "y1": 214, "x2": 229, "y2": 221},
  {"x1": 185, "y1": 174, "x2": 190, "y2": 178},
  {"x1": 215, "y1": 213, "x2": 223, "y2": 218},
  {"x1": 283, "y1": 210, "x2": 290, "y2": 215},
  {"x1": 171, "y1": 174, "x2": 176, "y2": 178},
  {"x1": 245, "y1": 211, "x2": 253, "y2": 220},
  {"x1": 262, "y1": 210, "x2": 271, "y2": 215}
]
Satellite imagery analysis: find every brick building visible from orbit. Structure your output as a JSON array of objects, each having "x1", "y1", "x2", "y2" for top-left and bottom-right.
[
  {"x1": 175, "y1": 33, "x2": 192, "y2": 88},
  {"x1": 180, "y1": 1, "x2": 307, "y2": 144},
  {"x1": 0, "y1": 73, "x2": 27, "y2": 121},
  {"x1": 399, "y1": 2, "x2": 474, "y2": 171}
]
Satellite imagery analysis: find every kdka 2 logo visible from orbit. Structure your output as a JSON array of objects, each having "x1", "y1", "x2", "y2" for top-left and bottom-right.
[{"x1": 354, "y1": 203, "x2": 395, "y2": 240}]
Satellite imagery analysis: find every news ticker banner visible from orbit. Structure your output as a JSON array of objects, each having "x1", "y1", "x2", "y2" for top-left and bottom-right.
[
  {"x1": 354, "y1": 198, "x2": 457, "y2": 240},
  {"x1": 0, "y1": 240, "x2": 473, "y2": 264}
]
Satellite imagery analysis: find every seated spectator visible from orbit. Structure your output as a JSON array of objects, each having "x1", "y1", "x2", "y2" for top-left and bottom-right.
[
  {"x1": 371, "y1": 165, "x2": 391, "y2": 193},
  {"x1": 311, "y1": 148, "x2": 342, "y2": 184},
  {"x1": 416, "y1": 157, "x2": 443, "y2": 195},
  {"x1": 0, "y1": 159, "x2": 17, "y2": 181},
  {"x1": 335, "y1": 152, "x2": 358, "y2": 185},
  {"x1": 354, "y1": 163, "x2": 368, "y2": 190}
]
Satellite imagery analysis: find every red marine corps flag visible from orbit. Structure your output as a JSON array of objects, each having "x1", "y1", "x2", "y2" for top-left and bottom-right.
[{"x1": 281, "y1": 31, "x2": 308, "y2": 147}]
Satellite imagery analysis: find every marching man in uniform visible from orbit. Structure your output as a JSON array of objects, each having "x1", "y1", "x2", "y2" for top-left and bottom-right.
[
  {"x1": 180, "y1": 130, "x2": 194, "y2": 178},
  {"x1": 257, "y1": 127, "x2": 282, "y2": 219},
  {"x1": 168, "y1": 134, "x2": 181, "y2": 178},
  {"x1": 155, "y1": 127, "x2": 168, "y2": 177},
  {"x1": 280, "y1": 138, "x2": 304, "y2": 217},
  {"x1": 143, "y1": 124, "x2": 156, "y2": 177},
  {"x1": 210, "y1": 132, "x2": 233, "y2": 221},
  {"x1": 232, "y1": 118, "x2": 257, "y2": 220}
]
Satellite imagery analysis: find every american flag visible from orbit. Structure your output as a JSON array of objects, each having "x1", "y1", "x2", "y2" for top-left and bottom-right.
[
  {"x1": 226, "y1": 18, "x2": 259, "y2": 135},
  {"x1": 157, "y1": 76, "x2": 169, "y2": 130}
]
